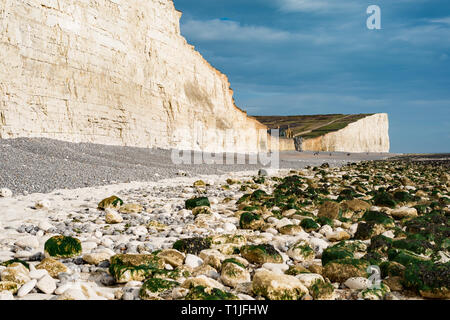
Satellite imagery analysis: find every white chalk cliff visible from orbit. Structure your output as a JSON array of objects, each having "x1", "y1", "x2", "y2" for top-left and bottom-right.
[
  {"x1": 300, "y1": 113, "x2": 390, "y2": 153},
  {"x1": 0, "y1": 0, "x2": 268, "y2": 153}
]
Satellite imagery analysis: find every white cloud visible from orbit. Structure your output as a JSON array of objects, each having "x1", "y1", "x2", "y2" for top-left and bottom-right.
[
  {"x1": 430, "y1": 16, "x2": 450, "y2": 25},
  {"x1": 181, "y1": 18, "x2": 339, "y2": 46},
  {"x1": 276, "y1": 0, "x2": 357, "y2": 13},
  {"x1": 181, "y1": 19, "x2": 292, "y2": 42},
  {"x1": 392, "y1": 24, "x2": 450, "y2": 45}
]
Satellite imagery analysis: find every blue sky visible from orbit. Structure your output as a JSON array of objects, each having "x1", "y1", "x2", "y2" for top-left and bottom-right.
[{"x1": 173, "y1": 0, "x2": 450, "y2": 153}]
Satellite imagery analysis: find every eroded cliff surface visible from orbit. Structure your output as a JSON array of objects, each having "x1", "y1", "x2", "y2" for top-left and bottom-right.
[{"x1": 0, "y1": 0, "x2": 268, "y2": 153}]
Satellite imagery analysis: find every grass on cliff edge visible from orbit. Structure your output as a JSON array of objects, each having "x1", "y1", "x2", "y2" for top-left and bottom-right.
[{"x1": 252, "y1": 114, "x2": 374, "y2": 139}]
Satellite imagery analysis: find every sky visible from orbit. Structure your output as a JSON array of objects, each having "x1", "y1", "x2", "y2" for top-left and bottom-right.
[{"x1": 173, "y1": 0, "x2": 450, "y2": 153}]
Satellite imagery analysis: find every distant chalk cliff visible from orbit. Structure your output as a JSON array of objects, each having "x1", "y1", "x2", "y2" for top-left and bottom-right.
[
  {"x1": 255, "y1": 113, "x2": 390, "y2": 153},
  {"x1": 299, "y1": 113, "x2": 390, "y2": 153}
]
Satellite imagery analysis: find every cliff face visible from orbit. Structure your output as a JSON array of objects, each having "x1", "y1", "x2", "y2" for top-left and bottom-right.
[
  {"x1": 0, "y1": 0, "x2": 267, "y2": 153},
  {"x1": 300, "y1": 113, "x2": 390, "y2": 153}
]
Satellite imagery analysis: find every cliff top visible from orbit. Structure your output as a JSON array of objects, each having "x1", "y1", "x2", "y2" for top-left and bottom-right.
[{"x1": 252, "y1": 113, "x2": 376, "y2": 139}]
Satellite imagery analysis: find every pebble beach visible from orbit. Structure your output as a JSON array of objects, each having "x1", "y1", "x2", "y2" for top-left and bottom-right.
[{"x1": 0, "y1": 139, "x2": 449, "y2": 300}]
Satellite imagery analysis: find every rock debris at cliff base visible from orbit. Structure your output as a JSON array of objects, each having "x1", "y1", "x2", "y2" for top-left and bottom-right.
[{"x1": 0, "y1": 159, "x2": 448, "y2": 300}]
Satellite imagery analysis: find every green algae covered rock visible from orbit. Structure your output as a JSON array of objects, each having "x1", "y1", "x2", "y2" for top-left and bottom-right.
[
  {"x1": 403, "y1": 261, "x2": 450, "y2": 299},
  {"x1": 185, "y1": 197, "x2": 210, "y2": 210},
  {"x1": 310, "y1": 279, "x2": 335, "y2": 300},
  {"x1": 240, "y1": 244, "x2": 283, "y2": 264},
  {"x1": 361, "y1": 211, "x2": 395, "y2": 227},
  {"x1": 287, "y1": 240, "x2": 315, "y2": 262},
  {"x1": 387, "y1": 249, "x2": 430, "y2": 266},
  {"x1": 300, "y1": 218, "x2": 320, "y2": 232},
  {"x1": 354, "y1": 222, "x2": 386, "y2": 240},
  {"x1": 393, "y1": 191, "x2": 413, "y2": 203},
  {"x1": 44, "y1": 235, "x2": 82, "y2": 259},
  {"x1": 360, "y1": 283, "x2": 391, "y2": 300},
  {"x1": 220, "y1": 259, "x2": 251, "y2": 288},
  {"x1": 368, "y1": 235, "x2": 394, "y2": 255},
  {"x1": 1, "y1": 258, "x2": 30, "y2": 270},
  {"x1": 140, "y1": 278, "x2": 180, "y2": 300},
  {"x1": 250, "y1": 189, "x2": 269, "y2": 201},
  {"x1": 239, "y1": 212, "x2": 264, "y2": 230},
  {"x1": 36, "y1": 257, "x2": 68, "y2": 278},
  {"x1": 285, "y1": 265, "x2": 311, "y2": 276},
  {"x1": 0, "y1": 281, "x2": 19, "y2": 294},
  {"x1": 252, "y1": 270, "x2": 308, "y2": 300},
  {"x1": 372, "y1": 191, "x2": 397, "y2": 208},
  {"x1": 321, "y1": 247, "x2": 354, "y2": 266},
  {"x1": 322, "y1": 240, "x2": 367, "y2": 266},
  {"x1": 323, "y1": 259, "x2": 370, "y2": 283},
  {"x1": 380, "y1": 261, "x2": 406, "y2": 278},
  {"x1": 173, "y1": 237, "x2": 212, "y2": 255},
  {"x1": 184, "y1": 286, "x2": 238, "y2": 300},
  {"x1": 392, "y1": 238, "x2": 435, "y2": 256},
  {"x1": 109, "y1": 254, "x2": 165, "y2": 283},
  {"x1": 192, "y1": 206, "x2": 212, "y2": 216},
  {"x1": 98, "y1": 195, "x2": 124, "y2": 210}
]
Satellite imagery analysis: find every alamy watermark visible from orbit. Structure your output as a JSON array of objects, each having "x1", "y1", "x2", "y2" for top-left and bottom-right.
[
  {"x1": 170, "y1": 121, "x2": 280, "y2": 168},
  {"x1": 367, "y1": 265, "x2": 382, "y2": 289},
  {"x1": 367, "y1": 5, "x2": 381, "y2": 30}
]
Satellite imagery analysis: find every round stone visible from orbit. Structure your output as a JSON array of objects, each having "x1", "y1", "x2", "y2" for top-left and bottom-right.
[{"x1": 185, "y1": 254, "x2": 203, "y2": 268}]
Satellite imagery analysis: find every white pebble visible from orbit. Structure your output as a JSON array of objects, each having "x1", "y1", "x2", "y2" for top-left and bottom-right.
[
  {"x1": 15, "y1": 236, "x2": 40, "y2": 249},
  {"x1": 174, "y1": 226, "x2": 183, "y2": 233},
  {"x1": 274, "y1": 218, "x2": 292, "y2": 229},
  {"x1": 80, "y1": 283, "x2": 100, "y2": 299},
  {"x1": 223, "y1": 223, "x2": 236, "y2": 232},
  {"x1": 319, "y1": 225, "x2": 333, "y2": 236},
  {"x1": 14, "y1": 250, "x2": 34, "y2": 259},
  {"x1": 349, "y1": 223, "x2": 359, "y2": 235},
  {"x1": 59, "y1": 288, "x2": 86, "y2": 300},
  {"x1": 382, "y1": 230, "x2": 395, "y2": 239},
  {"x1": 265, "y1": 228, "x2": 278, "y2": 235},
  {"x1": 185, "y1": 254, "x2": 203, "y2": 268},
  {"x1": 132, "y1": 226, "x2": 148, "y2": 236},
  {"x1": 55, "y1": 283, "x2": 73, "y2": 295},
  {"x1": 101, "y1": 238, "x2": 114, "y2": 248},
  {"x1": 296, "y1": 273, "x2": 324, "y2": 287},
  {"x1": 344, "y1": 277, "x2": 372, "y2": 290},
  {"x1": 29, "y1": 269, "x2": 49, "y2": 280},
  {"x1": 124, "y1": 281, "x2": 142, "y2": 288},
  {"x1": 308, "y1": 237, "x2": 330, "y2": 257},
  {"x1": 95, "y1": 289, "x2": 114, "y2": 300},
  {"x1": 172, "y1": 287, "x2": 189, "y2": 299},
  {"x1": 260, "y1": 232, "x2": 274, "y2": 241},
  {"x1": 36, "y1": 275, "x2": 56, "y2": 294},
  {"x1": 0, "y1": 290, "x2": 14, "y2": 300},
  {"x1": 262, "y1": 263, "x2": 289, "y2": 274},
  {"x1": 215, "y1": 227, "x2": 224, "y2": 233},
  {"x1": 17, "y1": 279, "x2": 37, "y2": 297},
  {"x1": 38, "y1": 221, "x2": 54, "y2": 232},
  {"x1": 0, "y1": 188, "x2": 13, "y2": 198},
  {"x1": 81, "y1": 241, "x2": 98, "y2": 252}
]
